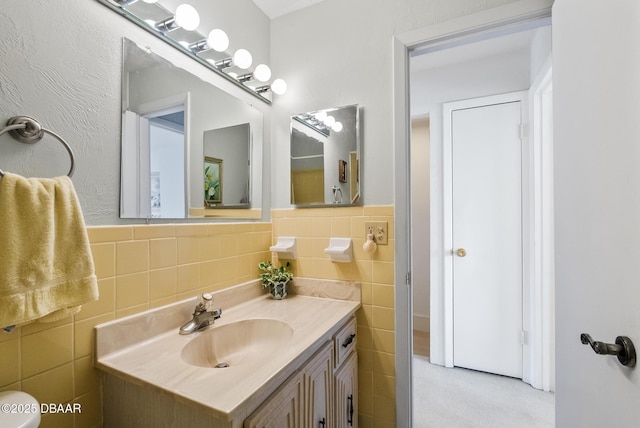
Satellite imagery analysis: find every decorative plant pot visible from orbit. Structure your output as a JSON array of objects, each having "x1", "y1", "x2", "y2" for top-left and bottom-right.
[{"x1": 269, "y1": 281, "x2": 288, "y2": 300}]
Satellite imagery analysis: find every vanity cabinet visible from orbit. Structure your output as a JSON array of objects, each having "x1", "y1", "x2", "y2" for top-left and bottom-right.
[
  {"x1": 245, "y1": 316, "x2": 358, "y2": 428},
  {"x1": 333, "y1": 317, "x2": 358, "y2": 428},
  {"x1": 243, "y1": 372, "x2": 303, "y2": 428},
  {"x1": 334, "y1": 352, "x2": 358, "y2": 428},
  {"x1": 303, "y1": 343, "x2": 334, "y2": 427}
]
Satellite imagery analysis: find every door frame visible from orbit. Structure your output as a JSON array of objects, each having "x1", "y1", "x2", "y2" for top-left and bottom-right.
[
  {"x1": 392, "y1": 1, "x2": 554, "y2": 425},
  {"x1": 528, "y1": 59, "x2": 554, "y2": 391},
  {"x1": 135, "y1": 93, "x2": 191, "y2": 218},
  {"x1": 442, "y1": 91, "x2": 529, "y2": 375}
]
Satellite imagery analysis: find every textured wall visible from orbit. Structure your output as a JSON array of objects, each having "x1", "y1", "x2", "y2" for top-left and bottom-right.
[
  {"x1": 269, "y1": 0, "x2": 520, "y2": 208},
  {"x1": 0, "y1": 0, "x2": 270, "y2": 225}
]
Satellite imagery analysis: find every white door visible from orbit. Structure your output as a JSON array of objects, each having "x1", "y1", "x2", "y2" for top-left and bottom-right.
[
  {"x1": 449, "y1": 94, "x2": 524, "y2": 378},
  {"x1": 554, "y1": 1, "x2": 640, "y2": 425}
]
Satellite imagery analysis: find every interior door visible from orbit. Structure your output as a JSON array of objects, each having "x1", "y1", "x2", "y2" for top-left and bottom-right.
[
  {"x1": 554, "y1": 1, "x2": 640, "y2": 425},
  {"x1": 450, "y1": 94, "x2": 524, "y2": 378}
]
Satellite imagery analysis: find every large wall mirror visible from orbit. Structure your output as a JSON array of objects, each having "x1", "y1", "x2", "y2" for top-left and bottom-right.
[
  {"x1": 290, "y1": 105, "x2": 361, "y2": 206},
  {"x1": 120, "y1": 38, "x2": 263, "y2": 220}
]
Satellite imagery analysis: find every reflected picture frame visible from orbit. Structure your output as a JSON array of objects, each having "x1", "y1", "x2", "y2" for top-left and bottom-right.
[{"x1": 338, "y1": 159, "x2": 347, "y2": 183}]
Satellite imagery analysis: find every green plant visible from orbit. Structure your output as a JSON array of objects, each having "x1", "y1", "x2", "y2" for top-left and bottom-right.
[
  {"x1": 204, "y1": 165, "x2": 220, "y2": 201},
  {"x1": 258, "y1": 261, "x2": 293, "y2": 288}
]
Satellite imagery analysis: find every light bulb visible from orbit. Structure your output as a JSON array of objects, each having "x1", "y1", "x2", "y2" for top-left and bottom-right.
[
  {"x1": 253, "y1": 64, "x2": 271, "y2": 82},
  {"x1": 324, "y1": 116, "x2": 336, "y2": 127},
  {"x1": 332, "y1": 121, "x2": 343, "y2": 132},
  {"x1": 314, "y1": 111, "x2": 327, "y2": 122},
  {"x1": 207, "y1": 29, "x2": 229, "y2": 52},
  {"x1": 271, "y1": 79, "x2": 287, "y2": 95},
  {"x1": 175, "y1": 4, "x2": 200, "y2": 31},
  {"x1": 233, "y1": 49, "x2": 253, "y2": 69}
]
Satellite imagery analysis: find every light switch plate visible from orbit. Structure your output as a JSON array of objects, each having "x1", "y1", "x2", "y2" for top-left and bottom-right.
[{"x1": 365, "y1": 221, "x2": 388, "y2": 245}]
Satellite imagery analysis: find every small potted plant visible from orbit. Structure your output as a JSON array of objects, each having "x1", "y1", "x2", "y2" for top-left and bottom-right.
[{"x1": 258, "y1": 261, "x2": 293, "y2": 300}]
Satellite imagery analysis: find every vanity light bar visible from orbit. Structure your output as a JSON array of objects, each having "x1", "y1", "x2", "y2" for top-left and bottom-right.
[
  {"x1": 188, "y1": 39, "x2": 208, "y2": 53},
  {"x1": 236, "y1": 73, "x2": 254, "y2": 83},
  {"x1": 100, "y1": 0, "x2": 288, "y2": 103}
]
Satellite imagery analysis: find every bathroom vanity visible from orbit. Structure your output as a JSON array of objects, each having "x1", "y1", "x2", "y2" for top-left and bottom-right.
[{"x1": 95, "y1": 278, "x2": 360, "y2": 428}]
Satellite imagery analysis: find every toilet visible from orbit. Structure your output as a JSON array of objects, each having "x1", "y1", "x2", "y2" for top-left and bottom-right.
[{"x1": 0, "y1": 391, "x2": 41, "y2": 427}]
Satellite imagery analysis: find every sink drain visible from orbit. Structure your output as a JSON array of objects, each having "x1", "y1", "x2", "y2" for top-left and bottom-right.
[{"x1": 215, "y1": 362, "x2": 230, "y2": 368}]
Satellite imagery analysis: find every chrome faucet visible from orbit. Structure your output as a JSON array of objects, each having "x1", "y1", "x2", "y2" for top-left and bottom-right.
[{"x1": 179, "y1": 293, "x2": 222, "y2": 335}]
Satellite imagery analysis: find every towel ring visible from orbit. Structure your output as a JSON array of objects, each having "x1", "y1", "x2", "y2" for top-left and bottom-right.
[{"x1": 0, "y1": 116, "x2": 75, "y2": 178}]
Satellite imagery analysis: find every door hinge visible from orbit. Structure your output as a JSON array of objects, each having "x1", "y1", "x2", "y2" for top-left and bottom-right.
[
  {"x1": 406, "y1": 272, "x2": 411, "y2": 286},
  {"x1": 521, "y1": 331, "x2": 528, "y2": 345},
  {"x1": 519, "y1": 123, "x2": 528, "y2": 140}
]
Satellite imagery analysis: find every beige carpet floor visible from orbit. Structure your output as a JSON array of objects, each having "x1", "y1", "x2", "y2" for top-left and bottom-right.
[{"x1": 413, "y1": 356, "x2": 555, "y2": 428}]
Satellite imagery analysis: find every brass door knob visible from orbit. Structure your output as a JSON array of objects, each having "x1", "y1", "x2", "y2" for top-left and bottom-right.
[{"x1": 456, "y1": 248, "x2": 467, "y2": 257}]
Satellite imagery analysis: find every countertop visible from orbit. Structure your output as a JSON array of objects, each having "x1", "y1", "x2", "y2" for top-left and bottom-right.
[{"x1": 95, "y1": 279, "x2": 361, "y2": 423}]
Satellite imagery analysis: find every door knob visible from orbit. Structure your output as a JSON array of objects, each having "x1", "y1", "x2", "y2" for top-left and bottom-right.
[
  {"x1": 580, "y1": 333, "x2": 636, "y2": 367},
  {"x1": 456, "y1": 248, "x2": 467, "y2": 257}
]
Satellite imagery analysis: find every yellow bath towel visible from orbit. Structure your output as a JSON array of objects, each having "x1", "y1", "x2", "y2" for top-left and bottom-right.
[{"x1": 0, "y1": 172, "x2": 99, "y2": 327}]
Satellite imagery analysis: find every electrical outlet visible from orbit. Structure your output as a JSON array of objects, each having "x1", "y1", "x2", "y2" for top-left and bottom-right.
[{"x1": 365, "y1": 221, "x2": 388, "y2": 245}]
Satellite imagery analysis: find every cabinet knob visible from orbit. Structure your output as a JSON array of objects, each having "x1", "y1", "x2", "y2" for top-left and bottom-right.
[
  {"x1": 456, "y1": 248, "x2": 467, "y2": 257},
  {"x1": 342, "y1": 333, "x2": 356, "y2": 348}
]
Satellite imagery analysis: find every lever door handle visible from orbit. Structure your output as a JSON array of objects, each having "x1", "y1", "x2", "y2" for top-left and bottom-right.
[{"x1": 580, "y1": 333, "x2": 636, "y2": 367}]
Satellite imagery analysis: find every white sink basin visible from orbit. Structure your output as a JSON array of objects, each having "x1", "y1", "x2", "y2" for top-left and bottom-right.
[{"x1": 181, "y1": 318, "x2": 294, "y2": 368}]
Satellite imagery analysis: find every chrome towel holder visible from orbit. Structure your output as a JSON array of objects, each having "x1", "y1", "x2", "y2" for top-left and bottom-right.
[{"x1": 0, "y1": 116, "x2": 76, "y2": 177}]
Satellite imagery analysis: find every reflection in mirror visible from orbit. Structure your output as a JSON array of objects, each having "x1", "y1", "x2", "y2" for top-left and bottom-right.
[
  {"x1": 120, "y1": 38, "x2": 263, "y2": 220},
  {"x1": 203, "y1": 123, "x2": 251, "y2": 207},
  {"x1": 290, "y1": 105, "x2": 360, "y2": 206}
]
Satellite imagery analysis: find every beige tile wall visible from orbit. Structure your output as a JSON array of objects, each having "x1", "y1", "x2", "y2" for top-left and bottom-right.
[
  {"x1": 1, "y1": 207, "x2": 395, "y2": 428},
  {"x1": 272, "y1": 205, "x2": 396, "y2": 427},
  {"x1": 0, "y1": 222, "x2": 272, "y2": 428}
]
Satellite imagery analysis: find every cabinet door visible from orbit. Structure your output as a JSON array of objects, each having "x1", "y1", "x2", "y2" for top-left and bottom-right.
[
  {"x1": 302, "y1": 342, "x2": 334, "y2": 428},
  {"x1": 244, "y1": 372, "x2": 302, "y2": 428},
  {"x1": 335, "y1": 352, "x2": 358, "y2": 428}
]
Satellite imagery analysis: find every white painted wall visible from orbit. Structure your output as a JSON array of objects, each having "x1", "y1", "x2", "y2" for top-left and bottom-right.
[
  {"x1": 0, "y1": 0, "x2": 270, "y2": 225},
  {"x1": 269, "y1": 0, "x2": 521, "y2": 208},
  {"x1": 0, "y1": 0, "x2": 524, "y2": 222},
  {"x1": 411, "y1": 117, "x2": 430, "y2": 332}
]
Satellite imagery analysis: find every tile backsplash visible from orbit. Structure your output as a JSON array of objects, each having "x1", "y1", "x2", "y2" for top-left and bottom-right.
[
  {"x1": 272, "y1": 205, "x2": 396, "y2": 427},
  {"x1": 0, "y1": 222, "x2": 271, "y2": 428},
  {"x1": 1, "y1": 205, "x2": 395, "y2": 428}
]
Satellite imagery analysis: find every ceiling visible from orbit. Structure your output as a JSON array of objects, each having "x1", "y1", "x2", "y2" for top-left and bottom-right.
[{"x1": 251, "y1": 0, "x2": 326, "y2": 19}]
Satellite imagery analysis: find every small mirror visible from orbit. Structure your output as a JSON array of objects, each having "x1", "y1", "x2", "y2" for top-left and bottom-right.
[
  {"x1": 290, "y1": 105, "x2": 361, "y2": 206},
  {"x1": 203, "y1": 123, "x2": 251, "y2": 208},
  {"x1": 120, "y1": 38, "x2": 262, "y2": 220}
]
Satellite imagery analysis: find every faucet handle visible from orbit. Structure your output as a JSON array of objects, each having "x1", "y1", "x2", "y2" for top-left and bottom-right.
[{"x1": 195, "y1": 293, "x2": 213, "y2": 312}]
